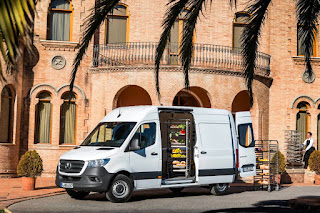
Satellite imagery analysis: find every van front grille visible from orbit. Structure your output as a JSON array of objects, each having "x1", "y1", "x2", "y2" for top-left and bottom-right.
[{"x1": 59, "y1": 160, "x2": 85, "y2": 173}]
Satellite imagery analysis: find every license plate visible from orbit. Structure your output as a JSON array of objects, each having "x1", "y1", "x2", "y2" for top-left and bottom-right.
[
  {"x1": 243, "y1": 166, "x2": 254, "y2": 172},
  {"x1": 61, "y1": 182, "x2": 73, "y2": 189}
]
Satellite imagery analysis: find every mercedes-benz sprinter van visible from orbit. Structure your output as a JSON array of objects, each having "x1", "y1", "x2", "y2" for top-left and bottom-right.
[{"x1": 56, "y1": 106, "x2": 256, "y2": 203}]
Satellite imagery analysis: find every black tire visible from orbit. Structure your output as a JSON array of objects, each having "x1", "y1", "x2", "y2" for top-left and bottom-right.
[
  {"x1": 106, "y1": 174, "x2": 133, "y2": 203},
  {"x1": 169, "y1": 187, "x2": 184, "y2": 194},
  {"x1": 210, "y1": 183, "x2": 229, "y2": 196},
  {"x1": 66, "y1": 189, "x2": 90, "y2": 199}
]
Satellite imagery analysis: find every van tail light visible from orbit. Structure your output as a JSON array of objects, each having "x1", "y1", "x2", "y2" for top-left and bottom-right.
[{"x1": 236, "y1": 149, "x2": 239, "y2": 168}]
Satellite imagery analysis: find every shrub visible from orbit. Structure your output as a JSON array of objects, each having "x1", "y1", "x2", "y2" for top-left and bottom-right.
[
  {"x1": 309, "y1": 150, "x2": 320, "y2": 175},
  {"x1": 270, "y1": 151, "x2": 286, "y2": 174},
  {"x1": 17, "y1": 150, "x2": 43, "y2": 178}
]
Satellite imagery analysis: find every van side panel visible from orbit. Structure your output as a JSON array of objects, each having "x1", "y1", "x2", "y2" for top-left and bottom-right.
[{"x1": 195, "y1": 114, "x2": 235, "y2": 184}]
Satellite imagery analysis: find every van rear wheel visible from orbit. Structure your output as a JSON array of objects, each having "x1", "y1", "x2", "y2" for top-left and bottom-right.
[
  {"x1": 106, "y1": 174, "x2": 133, "y2": 203},
  {"x1": 169, "y1": 187, "x2": 184, "y2": 194},
  {"x1": 66, "y1": 189, "x2": 89, "y2": 199},
  {"x1": 210, "y1": 183, "x2": 229, "y2": 196}
]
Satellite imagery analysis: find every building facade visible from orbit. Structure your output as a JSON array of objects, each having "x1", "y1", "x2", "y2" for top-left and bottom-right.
[{"x1": 0, "y1": 0, "x2": 318, "y2": 177}]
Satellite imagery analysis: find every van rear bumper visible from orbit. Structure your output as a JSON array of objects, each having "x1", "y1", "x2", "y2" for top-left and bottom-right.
[{"x1": 55, "y1": 167, "x2": 114, "y2": 192}]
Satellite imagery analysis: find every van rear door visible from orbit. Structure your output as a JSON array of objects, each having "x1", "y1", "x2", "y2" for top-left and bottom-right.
[{"x1": 235, "y1": 112, "x2": 256, "y2": 177}]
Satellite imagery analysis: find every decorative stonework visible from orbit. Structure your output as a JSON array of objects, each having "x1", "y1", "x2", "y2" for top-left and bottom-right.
[
  {"x1": 51, "y1": 55, "x2": 66, "y2": 70},
  {"x1": 302, "y1": 70, "x2": 315, "y2": 83},
  {"x1": 40, "y1": 40, "x2": 79, "y2": 51},
  {"x1": 88, "y1": 66, "x2": 273, "y2": 87}
]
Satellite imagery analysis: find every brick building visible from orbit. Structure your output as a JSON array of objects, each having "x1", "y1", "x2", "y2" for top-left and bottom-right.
[{"x1": 0, "y1": 0, "x2": 318, "y2": 177}]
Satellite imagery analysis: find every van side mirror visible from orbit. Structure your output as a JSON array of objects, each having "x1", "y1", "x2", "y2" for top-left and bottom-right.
[{"x1": 129, "y1": 137, "x2": 140, "y2": 151}]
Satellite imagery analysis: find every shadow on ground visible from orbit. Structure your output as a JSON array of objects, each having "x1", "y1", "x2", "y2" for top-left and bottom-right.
[{"x1": 83, "y1": 186, "x2": 258, "y2": 202}]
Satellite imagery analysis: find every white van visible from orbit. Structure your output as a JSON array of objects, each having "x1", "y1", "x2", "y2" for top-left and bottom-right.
[{"x1": 56, "y1": 106, "x2": 256, "y2": 203}]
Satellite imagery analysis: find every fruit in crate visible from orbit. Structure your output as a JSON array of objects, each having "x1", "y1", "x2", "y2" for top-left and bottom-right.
[
  {"x1": 171, "y1": 139, "x2": 179, "y2": 144},
  {"x1": 179, "y1": 129, "x2": 186, "y2": 135},
  {"x1": 171, "y1": 153, "x2": 186, "y2": 158},
  {"x1": 174, "y1": 148, "x2": 181, "y2": 153}
]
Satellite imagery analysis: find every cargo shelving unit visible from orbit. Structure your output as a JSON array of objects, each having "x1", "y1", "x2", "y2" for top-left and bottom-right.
[
  {"x1": 254, "y1": 140, "x2": 280, "y2": 192},
  {"x1": 166, "y1": 119, "x2": 191, "y2": 178}
]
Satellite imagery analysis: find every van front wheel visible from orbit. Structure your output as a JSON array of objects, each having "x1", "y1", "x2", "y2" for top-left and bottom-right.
[
  {"x1": 66, "y1": 189, "x2": 89, "y2": 199},
  {"x1": 210, "y1": 183, "x2": 229, "y2": 196},
  {"x1": 106, "y1": 174, "x2": 133, "y2": 203}
]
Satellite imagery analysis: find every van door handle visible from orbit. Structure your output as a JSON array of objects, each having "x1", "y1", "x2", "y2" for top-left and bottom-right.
[
  {"x1": 201, "y1": 151, "x2": 207, "y2": 154},
  {"x1": 151, "y1": 152, "x2": 158, "y2": 156}
]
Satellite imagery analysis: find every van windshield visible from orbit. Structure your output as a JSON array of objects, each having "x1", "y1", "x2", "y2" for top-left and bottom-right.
[{"x1": 81, "y1": 122, "x2": 136, "y2": 147}]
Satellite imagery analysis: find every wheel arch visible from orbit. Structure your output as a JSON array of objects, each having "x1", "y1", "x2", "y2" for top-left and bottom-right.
[{"x1": 107, "y1": 170, "x2": 133, "y2": 191}]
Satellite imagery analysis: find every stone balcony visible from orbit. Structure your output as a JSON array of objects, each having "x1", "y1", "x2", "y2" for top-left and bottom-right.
[{"x1": 91, "y1": 42, "x2": 271, "y2": 77}]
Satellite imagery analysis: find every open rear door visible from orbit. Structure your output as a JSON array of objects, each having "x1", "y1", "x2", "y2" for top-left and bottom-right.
[{"x1": 235, "y1": 112, "x2": 256, "y2": 177}]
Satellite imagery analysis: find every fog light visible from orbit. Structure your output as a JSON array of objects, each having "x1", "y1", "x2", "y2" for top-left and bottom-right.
[{"x1": 89, "y1": 176, "x2": 100, "y2": 182}]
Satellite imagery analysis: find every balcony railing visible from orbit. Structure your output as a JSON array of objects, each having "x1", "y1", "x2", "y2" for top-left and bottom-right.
[{"x1": 92, "y1": 42, "x2": 271, "y2": 76}]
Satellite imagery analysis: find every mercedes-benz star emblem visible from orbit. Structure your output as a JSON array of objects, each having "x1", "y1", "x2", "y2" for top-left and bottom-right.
[{"x1": 65, "y1": 162, "x2": 72, "y2": 170}]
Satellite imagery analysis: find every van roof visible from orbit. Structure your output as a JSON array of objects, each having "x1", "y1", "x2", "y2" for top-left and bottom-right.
[{"x1": 100, "y1": 106, "x2": 232, "y2": 123}]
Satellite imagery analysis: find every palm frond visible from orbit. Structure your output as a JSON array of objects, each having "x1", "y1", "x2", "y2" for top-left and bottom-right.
[
  {"x1": 180, "y1": 0, "x2": 208, "y2": 90},
  {"x1": 155, "y1": 0, "x2": 189, "y2": 98},
  {"x1": 296, "y1": 0, "x2": 320, "y2": 78},
  {"x1": 241, "y1": 0, "x2": 272, "y2": 106},
  {"x1": 70, "y1": 0, "x2": 120, "y2": 92},
  {"x1": 0, "y1": 0, "x2": 35, "y2": 76}
]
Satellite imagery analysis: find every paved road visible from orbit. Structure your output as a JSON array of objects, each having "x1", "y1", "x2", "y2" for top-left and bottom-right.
[{"x1": 8, "y1": 186, "x2": 320, "y2": 213}]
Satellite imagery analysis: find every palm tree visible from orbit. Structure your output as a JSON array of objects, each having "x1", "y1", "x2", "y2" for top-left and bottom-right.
[
  {"x1": 241, "y1": 0, "x2": 319, "y2": 104},
  {"x1": 71, "y1": 0, "x2": 317, "y2": 105},
  {"x1": 0, "y1": 0, "x2": 36, "y2": 78}
]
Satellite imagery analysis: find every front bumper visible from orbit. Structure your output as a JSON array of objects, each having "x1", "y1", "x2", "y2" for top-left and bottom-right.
[{"x1": 55, "y1": 167, "x2": 114, "y2": 192}]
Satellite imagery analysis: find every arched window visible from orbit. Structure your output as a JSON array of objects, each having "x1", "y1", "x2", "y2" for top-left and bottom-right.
[
  {"x1": 296, "y1": 102, "x2": 310, "y2": 143},
  {"x1": 60, "y1": 92, "x2": 77, "y2": 144},
  {"x1": 48, "y1": 0, "x2": 73, "y2": 41},
  {"x1": 233, "y1": 12, "x2": 250, "y2": 49},
  {"x1": 0, "y1": 86, "x2": 14, "y2": 143},
  {"x1": 297, "y1": 24, "x2": 317, "y2": 56},
  {"x1": 106, "y1": 4, "x2": 129, "y2": 44},
  {"x1": 173, "y1": 90, "x2": 201, "y2": 107},
  {"x1": 35, "y1": 92, "x2": 52, "y2": 144}
]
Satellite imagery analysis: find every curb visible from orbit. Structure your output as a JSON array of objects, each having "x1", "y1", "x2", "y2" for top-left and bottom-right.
[{"x1": 4, "y1": 209, "x2": 12, "y2": 213}]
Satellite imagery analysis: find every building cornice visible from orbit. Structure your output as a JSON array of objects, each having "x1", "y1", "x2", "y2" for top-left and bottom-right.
[
  {"x1": 39, "y1": 40, "x2": 79, "y2": 51},
  {"x1": 292, "y1": 56, "x2": 320, "y2": 66},
  {"x1": 88, "y1": 65, "x2": 273, "y2": 88}
]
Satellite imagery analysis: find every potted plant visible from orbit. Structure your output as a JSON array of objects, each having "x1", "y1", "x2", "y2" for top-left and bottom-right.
[
  {"x1": 309, "y1": 150, "x2": 320, "y2": 185},
  {"x1": 270, "y1": 151, "x2": 286, "y2": 184},
  {"x1": 17, "y1": 150, "x2": 43, "y2": 190}
]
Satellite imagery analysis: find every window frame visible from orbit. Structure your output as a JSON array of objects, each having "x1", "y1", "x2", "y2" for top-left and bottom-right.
[
  {"x1": 238, "y1": 123, "x2": 255, "y2": 148},
  {"x1": 167, "y1": 9, "x2": 195, "y2": 64},
  {"x1": 59, "y1": 92, "x2": 77, "y2": 145},
  {"x1": 296, "y1": 102, "x2": 310, "y2": 134},
  {"x1": 34, "y1": 92, "x2": 53, "y2": 144},
  {"x1": 129, "y1": 122, "x2": 157, "y2": 150},
  {"x1": 232, "y1": 12, "x2": 251, "y2": 49},
  {"x1": 297, "y1": 24, "x2": 317, "y2": 57},
  {"x1": 0, "y1": 86, "x2": 14, "y2": 143},
  {"x1": 47, "y1": 0, "x2": 73, "y2": 41},
  {"x1": 105, "y1": 3, "x2": 129, "y2": 44}
]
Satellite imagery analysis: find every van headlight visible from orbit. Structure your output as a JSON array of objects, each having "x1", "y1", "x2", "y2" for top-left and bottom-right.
[{"x1": 87, "y1": 159, "x2": 110, "y2": 168}]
